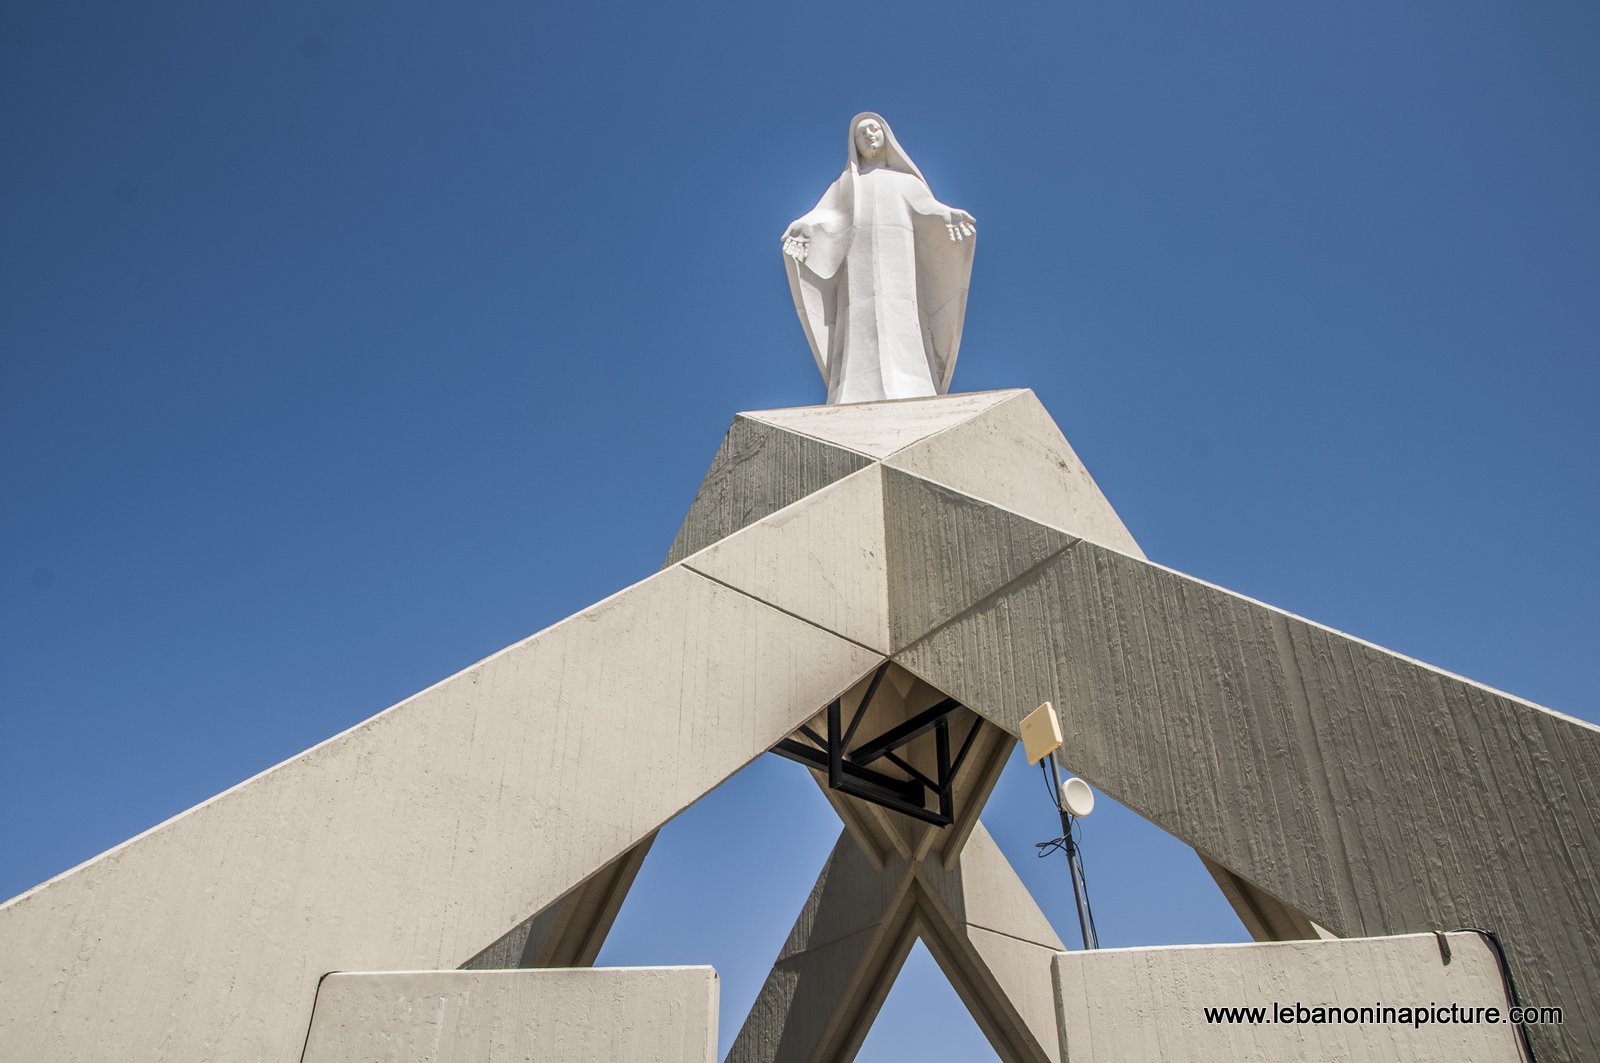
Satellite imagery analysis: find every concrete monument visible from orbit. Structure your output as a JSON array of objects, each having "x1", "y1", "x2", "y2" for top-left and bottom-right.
[{"x1": 783, "y1": 113, "x2": 977, "y2": 404}]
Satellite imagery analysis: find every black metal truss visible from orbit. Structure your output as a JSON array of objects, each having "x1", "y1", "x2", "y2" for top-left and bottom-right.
[{"x1": 771, "y1": 663, "x2": 982, "y2": 827}]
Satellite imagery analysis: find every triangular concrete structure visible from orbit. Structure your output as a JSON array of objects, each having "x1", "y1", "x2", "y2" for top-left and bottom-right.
[{"x1": 3, "y1": 390, "x2": 1596, "y2": 1063}]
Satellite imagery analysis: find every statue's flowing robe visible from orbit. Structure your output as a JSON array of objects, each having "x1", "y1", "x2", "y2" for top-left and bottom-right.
[{"x1": 785, "y1": 163, "x2": 975, "y2": 405}]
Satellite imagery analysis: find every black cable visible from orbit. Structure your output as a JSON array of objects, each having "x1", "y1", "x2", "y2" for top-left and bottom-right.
[
  {"x1": 1072, "y1": 818, "x2": 1101, "y2": 945},
  {"x1": 1448, "y1": 927, "x2": 1537, "y2": 1063}
]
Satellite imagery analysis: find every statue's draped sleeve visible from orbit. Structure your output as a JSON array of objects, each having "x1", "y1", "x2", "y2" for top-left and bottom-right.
[
  {"x1": 785, "y1": 175, "x2": 852, "y2": 378},
  {"x1": 910, "y1": 193, "x2": 975, "y2": 394}
]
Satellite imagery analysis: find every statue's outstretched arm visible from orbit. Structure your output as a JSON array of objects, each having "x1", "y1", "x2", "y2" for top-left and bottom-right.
[
  {"x1": 782, "y1": 202, "x2": 845, "y2": 263},
  {"x1": 903, "y1": 181, "x2": 976, "y2": 242},
  {"x1": 781, "y1": 177, "x2": 852, "y2": 279}
]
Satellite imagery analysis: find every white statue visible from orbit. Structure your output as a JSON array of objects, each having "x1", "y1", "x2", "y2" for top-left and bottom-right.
[{"x1": 782, "y1": 113, "x2": 977, "y2": 405}]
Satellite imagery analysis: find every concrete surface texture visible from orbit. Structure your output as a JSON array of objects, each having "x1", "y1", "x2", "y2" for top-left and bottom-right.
[
  {"x1": 783, "y1": 113, "x2": 975, "y2": 404},
  {"x1": 301, "y1": 967, "x2": 718, "y2": 1063},
  {"x1": 1053, "y1": 933, "x2": 1524, "y2": 1062}
]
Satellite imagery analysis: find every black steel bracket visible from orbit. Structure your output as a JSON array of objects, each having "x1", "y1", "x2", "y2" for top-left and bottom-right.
[{"x1": 771, "y1": 663, "x2": 981, "y2": 827}]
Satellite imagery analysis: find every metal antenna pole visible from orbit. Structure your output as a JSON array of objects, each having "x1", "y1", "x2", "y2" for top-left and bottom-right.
[{"x1": 1045, "y1": 756, "x2": 1099, "y2": 950}]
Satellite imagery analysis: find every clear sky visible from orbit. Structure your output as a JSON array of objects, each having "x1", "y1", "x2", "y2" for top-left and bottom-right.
[{"x1": 3, "y1": 2, "x2": 1597, "y2": 1058}]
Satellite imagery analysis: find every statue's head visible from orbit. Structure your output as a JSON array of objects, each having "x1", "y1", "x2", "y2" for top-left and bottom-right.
[
  {"x1": 854, "y1": 117, "x2": 887, "y2": 164},
  {"x1": 845, "y1": 113, "x2": 926, "y2": 186}
]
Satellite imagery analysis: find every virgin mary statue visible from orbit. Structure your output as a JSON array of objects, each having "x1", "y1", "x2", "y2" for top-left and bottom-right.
[{"x1": 782, "y1": 113, "x2": 976, "y2": 405}]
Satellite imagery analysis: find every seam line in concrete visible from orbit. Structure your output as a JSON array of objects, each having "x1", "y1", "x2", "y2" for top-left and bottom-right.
[
  {"x1": 667, "y1": 460, "x2": 878, "y2": 569},
  {"x1": 877, "y1": 458, "x2": 1135, "y2": 558},
  {"x1": 734, "y1": 415, "x2": 884, "y2": 462},
  {"x1": 961, "y1": 922, "x2": 1065, "y2": 953},
  {"x1": 732, "y1": 412, "x2": 886, "y2": 462},
  {"x1": 679, "y1": 564, "x2": 889, "y2": 658},
  {"x1": 771, "y1": 923, "x2": 889, "y2": 967},
  {"x1": 892, "y1": 537, "x2": 1085, "y2": 661}
]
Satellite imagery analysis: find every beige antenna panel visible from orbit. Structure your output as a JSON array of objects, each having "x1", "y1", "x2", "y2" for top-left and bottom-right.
[{"x1": 1020, "y1": 701, "x2": 1063, "y2": 765}]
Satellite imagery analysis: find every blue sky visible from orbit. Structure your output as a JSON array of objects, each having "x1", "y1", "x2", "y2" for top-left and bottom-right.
[{"x1": 3, "y1": 2, "x2": 1596, "y2": 1058}]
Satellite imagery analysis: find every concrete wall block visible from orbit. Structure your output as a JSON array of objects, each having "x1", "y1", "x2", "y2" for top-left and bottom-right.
[
  {"x1": 1054, "y1": 934, "x2": 1524, "y2": 1062},
  {"x1": 0, "y1": 566, "x2": 882, "y2": 1063},
  {"x1": 301, "y1": 967, "x2": 718, "y2": 1063}
]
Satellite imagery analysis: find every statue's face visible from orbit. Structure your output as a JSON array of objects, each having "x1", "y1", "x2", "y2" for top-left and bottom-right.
[{"x1": 855, "y1": 118, "x2": 886, "y2": 162}]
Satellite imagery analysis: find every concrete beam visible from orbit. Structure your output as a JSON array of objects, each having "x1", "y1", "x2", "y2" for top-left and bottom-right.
[
  {"x1": 0, "y1": 566, "x2": 882, "y2": 1063},
  {"x1": 882, "y1": 466, "x2": 1076, "y2": 652},
  {"x1": 898, "y1": 520, "x2": 1600, "y2": 1061},
  {"x1": 461, "y1": 835, "x2": 656, "y2": 970},
  {"x1": 684, "y1": 466, "x2": 890, "y2": 654},
  {"x1": 1198, "y1": 852, "x2": 1322, "y2": 943}
]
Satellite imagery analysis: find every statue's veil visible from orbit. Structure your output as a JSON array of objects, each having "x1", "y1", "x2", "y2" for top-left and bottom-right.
[{"x1": 785, "y1": 112, "x2": 975, "y2": 396}]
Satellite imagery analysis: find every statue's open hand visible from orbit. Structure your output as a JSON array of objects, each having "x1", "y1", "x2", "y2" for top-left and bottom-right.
[
  {"x1": 782, "y1": 222, "x2": 811, "y2": 263},
  {"x1": 945, "y1": 210, "x2": 976, "y2": 242}
]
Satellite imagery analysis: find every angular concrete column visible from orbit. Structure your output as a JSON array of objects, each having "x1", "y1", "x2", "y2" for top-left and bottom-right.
[
  {"x1": 728, "y1": 830, "x2": 920, "y2": 1063},
  {"x1": 461, "y1": 835, "x2": 657, "y2": 970},
  {"x1": 729, "y1": 823, "x2": 1064, "y2": 1063}
]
